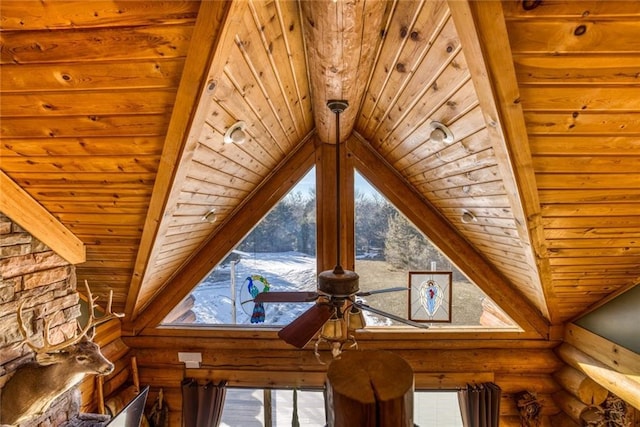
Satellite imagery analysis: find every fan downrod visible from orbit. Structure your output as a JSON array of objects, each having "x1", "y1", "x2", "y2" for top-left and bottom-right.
[{"x1": 318, "y1": 99, "x2": 360, "y2": 297}]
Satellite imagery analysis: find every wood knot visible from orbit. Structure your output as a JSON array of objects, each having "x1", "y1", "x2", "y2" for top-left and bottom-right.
[
  {"x1": 522, "y1": 0, "x2": 541, "y2": 10},
  {"x1": 574, "y1": 25, "x2": 587, "y2": 36},
  {"x1": 400, "y1": 26, "x2": 408, "y2": 38},
  {"x1": 396, "y1": 63, "x2": 406, "y2": 73}
]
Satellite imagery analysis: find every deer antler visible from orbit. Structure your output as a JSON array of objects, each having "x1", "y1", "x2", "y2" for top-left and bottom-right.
[{"x1": 17, "y1": 280, "x2": 124, "y2": 354}]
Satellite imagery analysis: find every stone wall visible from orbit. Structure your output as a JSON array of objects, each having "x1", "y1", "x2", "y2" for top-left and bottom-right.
[{"x1": 0, "y1": 212, "x2": 81, "y2": 426}]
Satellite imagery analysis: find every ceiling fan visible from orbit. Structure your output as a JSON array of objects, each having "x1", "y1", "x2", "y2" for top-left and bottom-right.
[{"x1": 252, "y1": 100, "x2": 428, "y2": 350}]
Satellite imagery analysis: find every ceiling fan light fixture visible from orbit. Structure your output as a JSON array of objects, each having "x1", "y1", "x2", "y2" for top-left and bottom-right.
[
  {"x1": 347, "y1": 306, "x2": 366, "y2": 330},
  {"x1": 429, "y1": 121, "x2": 454, "y2": 144},
  {"x1": 320, "y1": 317, "x2": 343, "y2": 341},
  {"x1": 224, "y1": 121, "x2": 247, "y2": 144}
]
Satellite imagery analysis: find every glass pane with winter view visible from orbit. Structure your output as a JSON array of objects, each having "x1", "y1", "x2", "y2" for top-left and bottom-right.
[
  {"x1": 220, "y1": 388, "x2": 326, "y2": 427},
  {"x1": 353, "y1": 171, "x2": 518, "y2": 329},
  {"x1": 163, "y1": 168, "x2": 318, "y2": 326}
]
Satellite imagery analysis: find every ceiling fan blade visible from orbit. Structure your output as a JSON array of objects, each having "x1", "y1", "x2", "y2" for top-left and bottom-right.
[
  {"x1": 278, "y1": 303, "x2": 334, "y2": 348},
  {"x1": 254, "y1": 291, "x2": 319, "y2": 303},
  {"x1": 355, "y1": 286, "x2": 409, "y2": 297},
  {"x1": 355, "y1": 302, "x2": 429, "y2": 329}
]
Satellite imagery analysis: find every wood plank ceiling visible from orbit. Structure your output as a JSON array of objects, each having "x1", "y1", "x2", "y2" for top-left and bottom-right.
[
  {"x1": 1, "y1": 1, "x2": 638, "y2": 331},
  {"x1": 1, "y1": 1, "x2": 200, "y2": 309}
]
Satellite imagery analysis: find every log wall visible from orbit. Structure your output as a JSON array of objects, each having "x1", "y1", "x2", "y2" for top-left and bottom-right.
[{"x1": 125, "y1": 328, "x2": 563, "y2": 426}]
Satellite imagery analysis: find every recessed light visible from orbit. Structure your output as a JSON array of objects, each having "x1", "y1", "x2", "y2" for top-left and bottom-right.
[
  {"x1": 429, "y1": 121, "x2": 454, "y2": 144},
  {"x1": 224, "y1": 121, "x2": 247, "y2": 144},
  {"x1": 202, "y1": 208, "x2": 217, "y2": 223},
  {"x1": 461, "y1": 211, "x2": 477, "y2": 224}
]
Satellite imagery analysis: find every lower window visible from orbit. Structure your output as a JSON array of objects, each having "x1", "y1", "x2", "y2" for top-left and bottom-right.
[{"x1": 220, "y1": 388, "x2": 462, "y2": 426}]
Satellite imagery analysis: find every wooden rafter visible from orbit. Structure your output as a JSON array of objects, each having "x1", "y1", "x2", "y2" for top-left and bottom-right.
[
  {"x1": 126, "y1": 1, "x2": 239, "y2": 318},
  {"x1": 0, "y1": 171, "x2": 85, "y2": 264},
  {"x1": 301, "y1": 0, "x2": 392, "y2": 144},
  {"x1": 447, "y1": 0, "x2": 552, "y2": 320}
]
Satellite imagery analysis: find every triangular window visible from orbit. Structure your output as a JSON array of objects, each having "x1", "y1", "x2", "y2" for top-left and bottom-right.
[
  {"x1": 163, "y1": 168, "x2": 318, "y2": 326},
  {"x1": 353, "y1": 171, "x2": 518, "y2": 329}
]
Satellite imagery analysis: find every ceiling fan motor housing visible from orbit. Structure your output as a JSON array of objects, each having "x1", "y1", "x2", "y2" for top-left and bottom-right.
[{"x1": 318, "y1": 268, "x2": 360, "y2": 297}]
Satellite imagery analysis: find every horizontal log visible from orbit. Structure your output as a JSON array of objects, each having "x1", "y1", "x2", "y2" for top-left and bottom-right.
[
  {"x1": 101, "y1": 338, "x2": 130, "y2": 362},
  {"x1": 501, "y1": 393, "x2": 559, "y2": 417},
  {"x1": 102, "y1": 367, "x2": 131, "y2": 398},
  {"x1": 415, "y1": 372, "x2": 493, "y2": 389},
  {"x1": 494, "y1": 373, "x2": 559, "y2": 394},
  {"x1": 139, "y1": 366, "x2": 493, "y2": 393},
  {"x1": 131, "y1": 347, "x2": 561, "y2": 374},
  {"x1": 499, "y1": 416, "x2": 523, "y2": 427},
  {"x1": 550, "y1": 412, "x2": 581, "y2": 427},
  {"x1": 125, "y1": 331, "x2": 558, "y2": 350},
  {"x1": 554, "y1": 365, "x2": 608, "y2": 406},
  {"x1": 501, "y1": 415, "x2": 553, "y2": 427},
  {"x1": 556, "y1": 343, "x2": 640, "y2": 410},
  {"x1": 137, "y1": 366, "x2": 184, "y2": 387},
  {"x1": 553, "y1": 390, "x2": 604, "y2": 425}
]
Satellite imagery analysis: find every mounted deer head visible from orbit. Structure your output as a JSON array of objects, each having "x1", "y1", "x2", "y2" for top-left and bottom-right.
[{"x1": 0, "y1": 281, "x2": 124, "y2": 426}]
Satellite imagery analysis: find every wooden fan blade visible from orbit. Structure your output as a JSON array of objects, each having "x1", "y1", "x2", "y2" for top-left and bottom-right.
[
  {"x1": 356, "y1": 287, "x2": 409, "y2": 297},
  {"x1": 356, "y1": 302, "x2": 429, "y2": 329},
  {"x1": 254, "y1": 291, "x2": 319, "y2": 303},
  {"x1": 278, "y1": 303, "x2": 334, "y2": 348}
]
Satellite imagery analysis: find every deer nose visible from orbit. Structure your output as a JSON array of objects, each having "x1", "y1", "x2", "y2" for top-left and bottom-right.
[{"x1": 99, "y1": 361, "x2": 115, "y2": 375}]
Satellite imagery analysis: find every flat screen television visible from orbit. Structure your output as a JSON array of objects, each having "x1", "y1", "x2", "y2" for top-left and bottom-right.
[{"x1": 106, "y1": 386, "x2": 149, "y2": 427}]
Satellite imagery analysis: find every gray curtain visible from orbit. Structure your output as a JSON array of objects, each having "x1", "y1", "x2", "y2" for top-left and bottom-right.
[
  {"x1": 182, "y1": 378, "x2": 227, "y2": 427},
  {"x1": 457, "y1": 382, "x2": 501, "y2": 427}
]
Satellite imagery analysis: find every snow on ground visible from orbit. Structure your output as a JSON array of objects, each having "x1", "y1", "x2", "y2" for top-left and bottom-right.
[{"x1": 190, "y1": 251, "x2": 390, "y2": 326}]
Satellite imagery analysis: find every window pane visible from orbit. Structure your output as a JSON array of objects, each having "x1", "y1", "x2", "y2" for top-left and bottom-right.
[
  {"x1": 354, "y1": 170, "x2": 517, "y2": 328},
  {"x1": 221, "y1": 388, "x2": 265, "y2": 427},
  {"x1": 163, "y1": 168, "x2": 317, "y2": 326},
  {"x1": 414, "y1": 391, "x2": 463, "y2": 427},
  {"x1": 272, "y1": 390, "x2": 326, "y2": 427}
]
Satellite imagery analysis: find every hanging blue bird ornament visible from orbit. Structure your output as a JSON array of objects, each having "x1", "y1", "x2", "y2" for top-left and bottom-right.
[{"x1": 247, "y1": 275, "x2": 270, "y2": 323}]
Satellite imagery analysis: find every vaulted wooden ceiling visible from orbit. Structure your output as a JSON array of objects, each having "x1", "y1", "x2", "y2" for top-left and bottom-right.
[{"x1": 2, "y1": 1, "x2": 639, "y2": 335}]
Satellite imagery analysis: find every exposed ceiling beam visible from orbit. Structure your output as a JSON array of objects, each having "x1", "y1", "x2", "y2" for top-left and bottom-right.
[
  {"x1": 301, "y1": 0, "x2": 392, "y2": 143},
  {"x1": 126, "y1": 0, "x2": 241, "y2": 319},
  {"x1": 348, "y1": 134, "x2": 550, "y2": 338},
  {"x1": 447, "y1": 0, "x2": 552, "y2": 320},
  {"x1": 131, "y1": 136, "x2": 317, "y2": 333},
  {"x1": 0, "y1": 171, "x2": 85, "y2": 264},
  {"x1": 561, "y1": 323, "x2": 640, "y2": 410}
]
